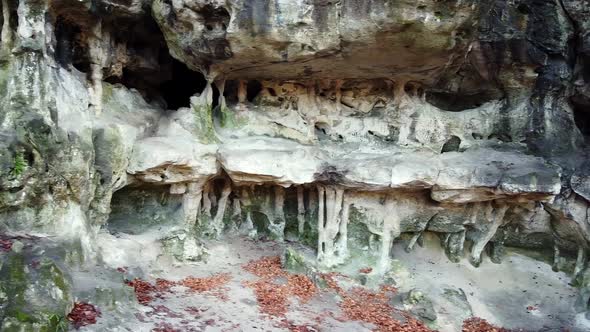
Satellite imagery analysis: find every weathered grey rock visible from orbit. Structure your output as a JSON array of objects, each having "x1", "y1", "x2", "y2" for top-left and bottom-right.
[
  {"x1": 152, "y1": 0, "x2": 477, "y2": 82},
  {"x1": 0, "y1": 241, "x2": 73, "y2": 332},
  {"x1": 403, "y1": 289, "x2": 437, "y2": 322},
  {"x1": 2, "y1": 0, "x2": 590, "y2": 328}
]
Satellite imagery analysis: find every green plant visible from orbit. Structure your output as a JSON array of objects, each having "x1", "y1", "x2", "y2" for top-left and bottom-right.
[
  {"x1": 10, "y1": 151, "x2": 26, "y2": 177},
  {"x1": 47, "y1": 314, "x2": 68, "y2": 332}
]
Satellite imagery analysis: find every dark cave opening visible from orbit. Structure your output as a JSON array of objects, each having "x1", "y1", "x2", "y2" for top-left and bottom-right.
[
  {"x1": 0, "y1": 1, "x2": 18, "y2": 45},
  {"x1": 315, "y1": 122, "x2": 331, "y2": 141},
  {"x1": 53, "y1": 16, "x2": 90, "y2": 74},
  {"x1": 573, "y1": 102, "x2": 590, "y2": 139},
  {"x1": 223, "y1": 80, "x2": 239, "y2": 105},
  {"x1": 160, "y1": 59, "x2": 208, "y2": 110},
  {"x1": 52, "y1": 11, "x2": 209, "y2": 110},
  {"x1": 426, "y1": 91, "x2": 498, "y2": 112},
  {"x1": 247, "y1": 80, "x2": 263, "y2": 102},
  {"x1": 441, "y1": 136, "x2": 461, "y2": 153}
]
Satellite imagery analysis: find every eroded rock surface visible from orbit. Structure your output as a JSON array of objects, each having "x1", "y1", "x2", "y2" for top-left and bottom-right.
[{"x1": 2, "y1": 0, "x2": 590, "y2": 331}]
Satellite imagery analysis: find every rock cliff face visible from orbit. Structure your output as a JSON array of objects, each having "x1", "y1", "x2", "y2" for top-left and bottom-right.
[{"x1": 2, "y1": 0, "x2": 590, "y2": 331}]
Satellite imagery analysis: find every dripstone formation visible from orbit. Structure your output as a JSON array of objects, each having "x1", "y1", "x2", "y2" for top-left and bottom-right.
[{"x1": 1, "y1": 0, "x2": 590, "y2": 331}]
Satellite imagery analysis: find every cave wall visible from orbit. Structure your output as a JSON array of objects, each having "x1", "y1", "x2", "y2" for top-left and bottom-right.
[{"x1": 2, "y1": 0, "x2": 590, "y2": 329}]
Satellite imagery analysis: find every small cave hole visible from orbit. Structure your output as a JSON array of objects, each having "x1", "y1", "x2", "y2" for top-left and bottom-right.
[
  {"x1": 487, "y1": 133, "x2": 512, "y2": 143},
  {"x1": 201, "y1": 5, "x2": 231, "y2": 34},
  {"x1": 224, "y1": 80, "x2": 239, "y2": 105},
  {"x1": 247, "y1": 80, "x2": 263, "y2": 103},
  {"x1": 404, "y1": 83, "x2": 414, "y2": 94},
  {"x1": 441, "y1": 136, "x2": 461, "y2": 153},
  {"x1": 160, "y1": 59, "x2": 207, "y2": 109},
  {"x1": 315, "y1": 122, "x2": 331, "y2": 141},
  {"x1": 23, "y1": 150, "x2": 34, "y2": 166},
  {"x1": 268, "y1": 87, "x2": 277, "y2": 97}
]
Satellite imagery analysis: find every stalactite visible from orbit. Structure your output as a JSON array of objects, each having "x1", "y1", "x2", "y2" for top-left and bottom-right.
[
  {"x1": 317, "y1": 185, "x2": 347, "y2": 266},
  {"x1": 209, "y1": 185, "x2": 218, "y2": 208},
  {"x1": 393, "y1": 79, "x2": 409, "y2": 106},
  {"x1": 237, "y1": 80, "x2": 247, "y2": 104},
  {"x1": 88, "y1": 21, "x2": 105, "y2": 114},
  {"x1": 1, "y1": 0, "x2": 12, "y2": 48},
  {"x1": 445, "y1": 230, "x2": 466, "y2": 263},
  {"x1": 230, "y1": 197, "x2": 241, "y2": 231},
  {"x1": 574, "y1": 246, "x2": 588, "y2": 282},
  {"x1": 212, "y1": 180, "x2": 232, "y2": 236},
  {"x1": 379, "y1": 195, "x2": 401, "y2": 271},
  {"x1": 334, "y1": 79, "x2": 343, "y2": 112},
  {"x1": 308, "y1": 186, "x2": 317, "y2": 215},
  {"x1": 216, "y1": 79, "x2": 226, "y2": 110},
  {"x1": 182, "y1": 182, "x2": 204, "y2": 226},
  {"x1": 203, "y1": 80, "x2": 214, "y2": 108},
  {"x1": 202, "y1": 183, "x2": 212, "y2": 217},
  {"x1": 489, "y1": 228, "x2": 506, "y2": 264},
  {"x1": 553, "y1": 245, "x2": 565, "y2": 272},
  {"x1": 238, "y1": 187, "x2": 255, "y2": 235},
  {"x1": 335, "y1": 194, "x2": 350, "y2": 258},
  {"x1": 470, "y1": 202, "x2": 509, "y2": 267},
  {"x1": 271, "y1": 185, "x2": 286, "y2": 240},
  {"x1": 297, "y1": 186, "x2": 305, "y2": 235},
  {"x1": 406, "y1": 232, "x2": 422, "y2": 253}
]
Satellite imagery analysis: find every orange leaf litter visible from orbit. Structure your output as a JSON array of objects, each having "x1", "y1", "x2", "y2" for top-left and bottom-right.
[
  {"x1": 126, "y1": 273, "x2": 232, "y2": 305},
  {"x1": 242, "y1": 256, "x2": 317, "y2": 317}
]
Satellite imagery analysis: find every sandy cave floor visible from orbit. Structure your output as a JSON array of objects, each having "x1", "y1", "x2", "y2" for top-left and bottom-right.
[{"x1": 71, "y1": 233, "x2": 589, "y2": 332}]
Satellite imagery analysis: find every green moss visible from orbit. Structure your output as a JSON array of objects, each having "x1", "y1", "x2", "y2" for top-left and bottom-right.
[
  {"x1": 1, "y1": 254, "x2": 34, "y2": 327},
  {"x1": 38, "y1": 260, "x2": 70, "y2": 300},
  {"x1": 0, "y1": 61, "x2": 11, "y2": 97},
  {"x1": 102, "y1": 82, "x2": 114, "y2": 103},
  {"x1": 297, "y1": 221, "x2": 319, "y2": 248},
  {"x1": 283, "y1": 247, "x2": 309, "y2": 273},
  {"x1": 10, "y1": 151, "x2": 26, "y2": 177},
  {"x1": 46, "y1": 314, "x2": 68, "y2": 332},
  {"x1": 193, "y1": 104, "x2": 218, "y2": 144},
  {"x1": 219, "y1": 107, "x2": 247, "y2": 128},
  {"x1": 250, "y1": 211, "x2": 271, "y2": 236},
  {"x1": 348, "y1": 207, "x2": 373, "y2": 250},
  {"x1": 0, "y1": 254, "x2": 72, "y2": 331}
]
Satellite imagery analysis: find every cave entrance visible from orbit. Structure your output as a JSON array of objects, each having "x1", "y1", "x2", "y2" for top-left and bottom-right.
[
  {"x1": 52, "y1": 9, "x2": 209, "y2": 111},
  {"x1": 247, "y1": 80, "x2": 263, "y2": 103},
  {"x1": 426, "y1": 91, "x2": 498, "y2": 112},
  {"x1": 107, "y1": 185, "x2": 183, "y2": 235},
  {"x1": 53, "y1": 16, "x2": 90, "y2": 74},
  {"x1": 160, "y1": 59, "x2": 207, "y2": 109}
]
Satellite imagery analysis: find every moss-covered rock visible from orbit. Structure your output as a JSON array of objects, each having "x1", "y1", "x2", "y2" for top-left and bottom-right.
[
  {"x1": 193, "y1": 104, "x2": 217, "y2": 144},
  {"x1": 160, "y1": 229, "x2": 209, "y2": 262},
  {"x1": 0, "y1": 252, "x2": 72, "y2": 332}
]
